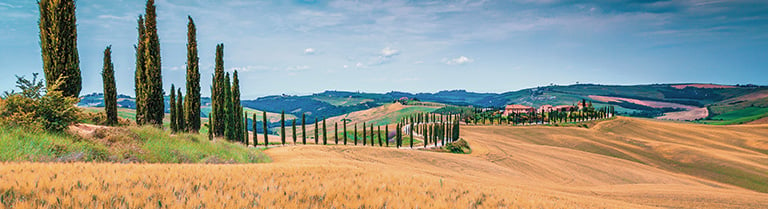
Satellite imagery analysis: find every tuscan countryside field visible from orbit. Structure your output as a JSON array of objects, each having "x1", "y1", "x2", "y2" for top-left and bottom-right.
[{"x1": 2, "y1": 0, "x2": 768, "y2": 208}]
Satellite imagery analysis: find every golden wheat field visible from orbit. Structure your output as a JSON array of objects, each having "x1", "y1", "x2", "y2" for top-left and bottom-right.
[{"x1": 2, "y1": 117, "x2": 768, "y2": 208}]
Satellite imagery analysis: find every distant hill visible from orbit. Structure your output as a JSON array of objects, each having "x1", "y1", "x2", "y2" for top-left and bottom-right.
[{"x1": 77, "y1": 83, "x2": 768, "y2": 124}]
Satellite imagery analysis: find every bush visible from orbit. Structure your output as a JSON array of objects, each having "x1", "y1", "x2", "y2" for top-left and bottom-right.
[
  {"x1": 0, "y1": 75, "x2": 81, "y2": 132},
  {"x1": 443, "y1": 138, "x2": 471, "y2": 154}
]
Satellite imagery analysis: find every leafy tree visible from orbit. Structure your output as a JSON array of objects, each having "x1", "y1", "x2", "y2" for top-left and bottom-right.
[
  {"x1": 184, "y1": 16, "x2": 201, "y2": 133},
  {"x1": 212, "y1": 44, "x2": 225, "y2": 137},
  {"x1": 169, "y1": 84, "x2": 177, "y2": 132},
  {"x1": 378, "y1": 126, "x2": 383, "y2": 147},
  {"x1": 362, "y1": 122, "x2": 366, "y2": 146},
  {"x1": 262, "y1": 111, "x2": 268, "y2": 147},
  {"x1": 292, "y1": 119, "x2": 297, "y2": 144},
  {"x1": 343, "y1": 120, "x2": 347, "y2": 145},
  {"x1": 134, "y1": 16, "x2": 146, "y2": 125},
  {"x1": 223, "y1": 73, "x2": 232, "y2": 141},
  {"x1": 252, "y1": 113, "x2": 257, "y2": 145},
  {"x1": 143, "y1": 0, "x2": 164, "y2": 126},
  {"x1": 38, "y1": 0, "x2": 81, "y2": 98},
  {"x1": 302, "y1": 113, "x2": 306, "y2": 145},
  {"x1": 334, "y1": 122, "x2": 339, "y2": 144},
  {"x1": 322, "y1": 117, "x2": 327, "y2": 145},
  {"x1": 232, "y1": 71, "x2": 242, "y2": 142},
  {"x1": 385, "y1": 125, "x2": 389, "y2": 147},
  {"x1": 354, "y1": 123, "x2": 358, "y2": 145},
  {"x1": 314, "y1": 118, "x2": 319, "y2": 144},
  {"x1": 177, "y1": 88, "x2": 185, "y2": 132},
  {"x1": 280, "y1": 110, "x2": 285, "y2": 145},
  {"x1": 101, "y1": 46, "x2": 117, "y2": 126},
  {"x1": 409, "y1": 123, "x2": 414, "y2": 148},
  {"x1": 370, "y1": 124, "x2": 374, "y2": 147}
]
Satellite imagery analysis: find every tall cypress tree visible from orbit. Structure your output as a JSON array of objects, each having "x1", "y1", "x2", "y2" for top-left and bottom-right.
[
  {"x1": 101, "y1": 46, "x2": 117, "y2": 126},
  {"x1": 378, "y1": 126, "x2": 383, "y2": 147},
  {"x1": 252, "y1": 113, "x2": 257, "y2": 145},
  {"x1": 280, "y1": 110, "x2": 285, "y2": 145},
  {"x1": 262, "y1": 111, "x2": 268, "y2": 147},
  {"x1": 322, "y1": 117, "x2": 327, "y2": 145},
  {"x1": 212, "y1": 44, "x2": 225, "y2": 137},
  {"x1": 343, "y1": 120, "x2": 348, "y2": 145},
  {"x1": 232, "y1": 71, "x2": 242, "y2": 142},
  {"x1": 143, "y1": 0, "x2": 163, "y2": 126},
  {"x1": 354, "y1": 123, "x2": 358, "y2": 145},
  {"x1": 385, "y1": 125, "x2": 389, "y2": 147},
  {"x1": 223, "y1": 73, "x2": 233, "y2": 141},
  {"x1": 134, "y1": 16, "x2": 146, "y2": 125},
  {"x1": 184, "y1": 16, "x2": 200, "y2": 132},
  {"x1": 409, "y1": 123, "x2": 414, "y2": 148},
  {"x1": 38, "y1": 0, "x2": 81, "y2": 98},
  {"x1": 370, "y1": 124, "x2": 374, "y2": 147},
  {"x1": 362, "y1": 122, "x2": 366, "y2": 146},
  {"x1": 169, "y1": 85, "x2": 177, "y2": 132},
  {"x1": 314, "y1": 118, "x2": 319, "y2": 144},
  {"x1": 301, "y1": 113, "x2": 306, "y2": 145},
  {"x1": 334, "y1": 122, "x2": 338, "y2": 145},
  {"x1": 177, "y1": 89, "x2": 185, "y2": 132},
  {"x1": 292, "y1": 119, "x2": 297, "y2": 144}
]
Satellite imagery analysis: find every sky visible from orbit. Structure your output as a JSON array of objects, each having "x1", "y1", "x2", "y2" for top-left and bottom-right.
[{"x1": 1, "y1": 0, "x2": 767, "y2": 99}]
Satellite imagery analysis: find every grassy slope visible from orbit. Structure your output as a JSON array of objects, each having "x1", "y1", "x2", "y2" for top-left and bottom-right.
[
  {"x1": 201, "y1": 106, "x2": 296, "y2": 123},
  {"x1": 701, "y1": 107, "x2": 768, "y2": 125},
  {"x1": 3, "y1": 117, "x2": 768, "y2": 208},
  {"x1": 0, "y1": 125, "x2": 269, "y2": 163}
]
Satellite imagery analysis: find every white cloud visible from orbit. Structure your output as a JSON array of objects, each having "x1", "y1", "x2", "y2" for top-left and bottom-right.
[
  {"x1": 304, "y1": 48, "x2": 316, "y2": 54},
  {"x1": 168, "y1": 64, "x2": 186, "y2": 71},
  {"x1": 355, "y1": 62, "x2": 365, "y2": 68},
  {"x1": 443, "y1": 56, "x2": 474, "y2": 65},
  {"x1": 0, "y1": 3, "x2": 20, "y2": 8},
  {"x1": 286, "y1": 65, "x2": 310, "y2": 71},
  {"x1": 380, "y1": 47, "x2": 400, "y2": 57}
]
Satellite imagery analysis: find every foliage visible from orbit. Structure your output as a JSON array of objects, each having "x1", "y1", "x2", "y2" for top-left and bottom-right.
[
  {"x1": 184, "y1": 16, "x2": 201, "y2": 132},
  {"x1": 212, "y1": 43, "x2": 226, "y2": 137},
  {"x1": 142, "y1": 0, "x2": 164, "y2": 126},
  {"x1": 38, "y1": 0, "x2": 81, "y2": 98},
  {"x1": 0, "y1": 75, "x2": 80, "y2": 132},
  {"x1": 443, "y1": 138, "x2": 471, "y2": 154},
  {"x1": 102, "y1": 46, "x2": 117, "y2": 125}
]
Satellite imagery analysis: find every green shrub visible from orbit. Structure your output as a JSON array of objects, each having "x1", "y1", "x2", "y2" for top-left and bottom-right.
[{"x1": 0, "y1": 74, "x2": 81, "y2": 132}]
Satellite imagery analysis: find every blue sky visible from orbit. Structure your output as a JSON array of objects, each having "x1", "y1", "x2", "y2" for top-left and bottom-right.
[{"x1": 1, "y1": 0, "x2": 767, "y2": 99}]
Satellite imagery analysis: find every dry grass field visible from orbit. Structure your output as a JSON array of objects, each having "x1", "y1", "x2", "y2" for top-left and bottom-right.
[{"x1": 2, "y1": 117, "x2": 768, "y2": 208}]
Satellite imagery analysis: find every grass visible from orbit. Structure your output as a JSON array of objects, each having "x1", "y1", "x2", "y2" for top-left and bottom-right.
[
  {"x1": 0, "y1": 125, "x2": 269, "y2": 164},
  {"x1": 700, "y1": 106, "x2": 768, "y2": 125},
  {"x1": 366, "y1": 106, "x2": 439, "y2": 126}
]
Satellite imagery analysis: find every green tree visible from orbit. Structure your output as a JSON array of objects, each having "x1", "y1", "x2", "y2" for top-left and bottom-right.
[
  {"x1": 169, "y1": 84, "x2": 177, "y2": 132},
  {"x1": 385, "y1": 125, "x2": 389, "y2": 147},
  {"x1": 223, "y1": 73, "x2": 232, "y2": 141},
  {"x1": 101, "y1": 46, "x2": 117, "y2": 126},
  {"x1": 362, "y1": 122, "x2": 366, "y2": 146},
  {"x1": 177, "y1": 88, "x2": 185, "y2": 132},
  {"x1": 252, "y1": 113, "x2": 257, "y2": 145},
  {"x1": 38, "y1": 0, "x2": 81, "y2": 98},
  {"x1": 343, "y1": 120, "x2": 347, "y2": 145},
  {"x1": 212, "y1": 44, "x2": 226, "y2": 137},
  {"x1": 143, "y1": 0, "x2": 164, "y2": 127},
  {"x1": 370, "y1": 123, "x2": 374, "y2": 147},
  {"x1": 322, "y1": 117, "x2": 327, "y2": 145},
  {"x1": 354, "y1": 123, "x2": 358, "y2": 145},
  {"x1": 262, "y1": 111, "x2": 268, "y2": 147},
  {"x1": 301, "y1": 113, "x2": 306, "y2": 145},
  {"x1": 409, "y1": 123, "x2": 414, "y2": 148},
  {"x1": 378, "y1": 126, "x2": 382, "y2": 147},
  {"x1": 281, "y1": 110, "x2": 285, "y2": 145},
  {"x1": 184, "y1": 16, "x2": 200, "y2": 132},
  {"x1": 334, "y1": 122, "x2": 338, "y2": 145},
  {"x1": 134, "y1": 16, "x2": 146, "y2": 125},
  {"x1": 231, "y1": 71, "x2": 242, "y2": 142},
  {"x1": 314, "y1": 118, "x2": 319, "y2": 144},
  {"x1": 292, "y1": 119, "x2": 297, "y2": 144}
]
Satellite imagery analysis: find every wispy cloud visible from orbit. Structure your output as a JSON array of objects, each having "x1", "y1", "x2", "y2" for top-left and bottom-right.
[
  {"x1": 304, "y1": 48, "x2": 316, "y2": 54},
  {"x1": 443, "y1": 56, "x2": 473, "y2": 65},
  {"x1": 0, "y1": 2, "x2": 20, "y2": 8}
]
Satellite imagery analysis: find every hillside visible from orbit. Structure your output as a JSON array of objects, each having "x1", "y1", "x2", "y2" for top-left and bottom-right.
[
  {"x1": 76, "y1": 83, "x2": 768, "y2": 125},
  {"x1": 3, "y1": 117, "x2": 768, "y2": 208}
]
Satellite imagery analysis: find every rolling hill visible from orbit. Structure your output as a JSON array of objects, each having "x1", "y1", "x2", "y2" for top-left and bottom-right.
[{"x1": 4, "y1": 117, "x2": 768, "y2": 208}]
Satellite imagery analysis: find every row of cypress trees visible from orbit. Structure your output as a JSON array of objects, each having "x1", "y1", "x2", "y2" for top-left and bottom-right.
[{"x1": 208, "y1": 44, "x2": 246, "y2": 142}]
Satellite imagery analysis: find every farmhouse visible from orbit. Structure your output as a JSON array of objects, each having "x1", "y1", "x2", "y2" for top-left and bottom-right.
[{"x1": 503, "y1": 104, "x2": 535, "y2": 116}]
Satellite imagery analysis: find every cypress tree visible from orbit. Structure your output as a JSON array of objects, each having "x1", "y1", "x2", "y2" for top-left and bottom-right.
[
  {"x1": 409, "y1": 123, "x2": 414, "y2": 148},
  {"x1": 354, "y1": 123, "x2": 358, "y2": 145},
  {"x1": 144, "y1": 0, "x2": 164, "y2": 127},
  {"x1": 322, "y1": 117, "x2": 327, "y2": 145},
  {"x1": 292, "y1": 119, "x2": 297, "y2": 144},
  {"x1": 378, "y1": 126, "x2": 382, "y2": 147},
  {"x1": 385, "y1": 125, "x2": 389, "y2": 147},
  {"x1": 314, "y1": 118, "x2": 319, "y2": 144},
  {"x1": 212, "y1": 44, "x2": 225, "y2": 137},
  {"x1": 252, "y1": 113, "x2": 257, "y2": 145},
  {"x1": 38, "y1": 0, "x2": 81, "y2": 98},
  {"x1": 302, "y1": 113, "x2": 306, "y2": 145},
  {"x1": 262, "y1": 111, "x2": 268, "y2": 147},
  {"x1": 169, "y1": 85, "x2": 177, "y2": 132},
  {"x1": 134, "y1": 16, "x2": 146, "y2": 125},
  {"x1": 177, "y1": 89, "x2": 185, "y2": 132},
  {"x1": 362, "y1": 122, "x2": 366, "y2": 146},
  {"x1": 232, "y1": 71, "x2": 242, "y2": 142},
  {"x1": 370, "y1": 124, "x2": 374, "y2": 147},
  {"x1": 396, "y1": 123, "x2": 401, "y2": 148},
  {"x1": 184, "y1": 16, "x2": 200, "y2": 133},
  {"x1": 281, "y1": 111, "x2": 285, "y2": 145},
  {"x1": 223, "y1": 73, "x2": 232, "y2": 141},
  {"x1": 343, "y1": 120, "x2": 348, "y2": 145},
  {"x1": 335, "y1": 122, "x2": 339, "y2": 145},
  {"x1": 101, "y1": 46, "x2": 117, "y2": 126}
]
